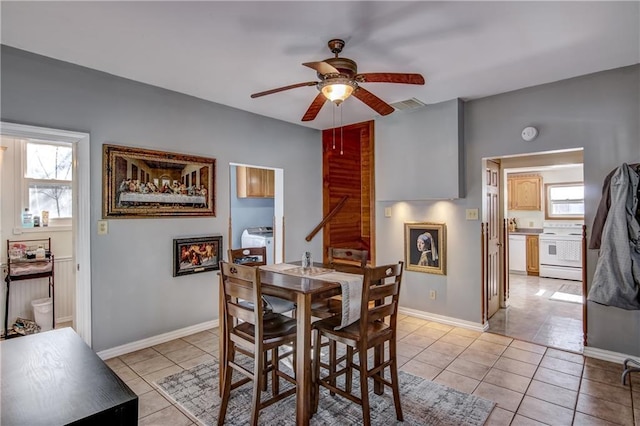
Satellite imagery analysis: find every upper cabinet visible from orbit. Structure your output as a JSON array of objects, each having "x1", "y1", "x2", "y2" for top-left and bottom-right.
[
  {"x1": 236, "y1": 166, "x2": 274, "y2": 198},
  {"x1": 375, "y1": 98, "x2": 464, "y2": 200},
  {"x1": 508, "y1": 174, "x2": 542, "y2": 210}
]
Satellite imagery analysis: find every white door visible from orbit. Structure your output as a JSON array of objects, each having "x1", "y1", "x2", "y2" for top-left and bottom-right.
[{"x1": 485, "y1": 159, "x2": 502, "y2": 319}]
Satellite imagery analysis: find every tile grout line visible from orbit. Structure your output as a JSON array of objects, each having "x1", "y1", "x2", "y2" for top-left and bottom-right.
[{"x1": 505, "y1": 343, "x2": 548, "y2": 425}]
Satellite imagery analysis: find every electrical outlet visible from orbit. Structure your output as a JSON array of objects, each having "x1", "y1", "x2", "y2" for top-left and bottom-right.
[
  {"x1": 529, "y1": 221, "x2": 534, "y2": 227},
  {"x1": 465, "y1": 209, "x2": 479, "y2": 220},
  {"x1": 384, "y1": 207, "x2": 392, "y2": 218},
  {"x1": 97, "y1": 220, "x2": 108, "y2": 235},
  {"x1": 429, "y1": 290, "x2": 437, "y2": 300}
]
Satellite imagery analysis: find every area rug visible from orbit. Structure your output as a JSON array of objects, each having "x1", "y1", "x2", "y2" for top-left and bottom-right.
[
  {"x1": 549, "y1": 291, "x2": 583, "y2": 304},
  {"x1": 155, "y1": 360, "x2": 495, "y2": 425},
  {"x1": 558, "y1": 283, "x2": 582, "y2": 296}
]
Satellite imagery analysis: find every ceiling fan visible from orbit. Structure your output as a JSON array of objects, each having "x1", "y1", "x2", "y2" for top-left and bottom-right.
[{"x1": 250, "y1": 39, "x2": 425, "y2": 122}]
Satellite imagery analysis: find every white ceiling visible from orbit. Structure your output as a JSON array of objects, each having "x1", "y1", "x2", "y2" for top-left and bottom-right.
[{"x1": 1, "y1": 1, "x2": 638, "y2": 130}]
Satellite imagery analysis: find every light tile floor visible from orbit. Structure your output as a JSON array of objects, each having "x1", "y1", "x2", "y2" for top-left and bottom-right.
[
  {"x1": 105, "y1": 315, "x2": 638, "y2": 425},
  {"x1": 488, "y1": 275, "x2": 584, "y2": 353}
]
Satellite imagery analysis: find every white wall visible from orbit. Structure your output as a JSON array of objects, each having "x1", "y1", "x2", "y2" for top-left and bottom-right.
[
  {"x1": 0, "y1": 136, "x2": 74, "y2": 259},
  {"x1": 506, "y1": 165, "x2": 584, "y2": 229}
]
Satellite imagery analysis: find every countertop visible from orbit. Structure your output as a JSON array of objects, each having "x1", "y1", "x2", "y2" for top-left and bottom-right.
[{"x1": 509, "y1": 228, "x2": 543, "y2": 235}]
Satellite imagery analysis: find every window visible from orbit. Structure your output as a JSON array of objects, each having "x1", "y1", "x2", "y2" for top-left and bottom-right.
[
  {"x1": 545, "y1": 182, "x2": 584, "y2": 219},
  {"x1": 24, "y1": 140, "x2": 73, "y2": 223}
]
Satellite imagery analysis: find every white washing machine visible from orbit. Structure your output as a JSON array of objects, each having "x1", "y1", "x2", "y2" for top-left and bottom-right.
[{"x1": 241, "y1": 227, "x2": 274, "y2": 265}]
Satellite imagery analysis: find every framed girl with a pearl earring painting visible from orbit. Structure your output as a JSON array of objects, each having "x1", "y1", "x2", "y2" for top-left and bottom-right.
[{"x1": 404, "y1": 222, "x2": 446, "y2": 275}]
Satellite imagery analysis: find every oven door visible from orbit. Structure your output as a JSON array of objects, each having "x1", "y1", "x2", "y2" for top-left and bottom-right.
[
  {"x1": 539, "y1": 237, "x2": 582, "y2": 267},
  {"x1": 539, "y1": 236, "x2": 583, "y2": 281}
]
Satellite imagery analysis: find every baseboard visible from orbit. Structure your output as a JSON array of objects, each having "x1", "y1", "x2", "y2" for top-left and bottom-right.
[
  {"x1": 399, "y1": 307, "x2": 489, "y2": 332},
  {"x1": 96, "y1": 319, "x2": 219, "y2": 360},
  {"x1": 583, "y1": 346, "x2": 640, "y2": 365},
  {"x1": 91, "y1": 313, "x2": 640, "y2": 364},
  {"x1": 401, "y1": 308, "x2": 640, "y2": 362},
  {"x1": 56, "y1": 316, "x2": 73, "y2": 324}
]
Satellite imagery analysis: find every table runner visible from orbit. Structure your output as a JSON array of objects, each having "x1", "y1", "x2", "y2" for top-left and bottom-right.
[{"x1": 260, "y1": 263, "x2": 364, "y2": 328}]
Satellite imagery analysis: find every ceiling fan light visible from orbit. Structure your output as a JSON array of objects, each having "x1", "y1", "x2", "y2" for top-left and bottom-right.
[{"x1": 319, "y1": 79, "x2": 356, "y2": 104}]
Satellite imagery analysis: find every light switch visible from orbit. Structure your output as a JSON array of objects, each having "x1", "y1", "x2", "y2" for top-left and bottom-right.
[
  {"x1": 97, "y1": 220, "x2": 108, "y2": 235},
  {"x1": 465, "y1": 209, "x2": 479, "y2": 220},
  {"x1": 384, "y1": 207, "x2": 392, "y2": 218}
]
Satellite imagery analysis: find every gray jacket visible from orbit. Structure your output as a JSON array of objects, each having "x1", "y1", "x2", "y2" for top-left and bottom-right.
[{"x1": 587, "y1": 163, "x2": 640, "y2": 310}]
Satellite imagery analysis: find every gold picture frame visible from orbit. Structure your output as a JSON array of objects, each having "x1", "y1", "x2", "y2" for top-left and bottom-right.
[
  {"x1": 404, "y1": 222, "x2": 446, "y2": 275},
  {"x1": 173, "y1": 235, "x2": 222, "y2": 277},
  {"x1": 103, "y1": 144, "x2": 216, "y2": 218}
]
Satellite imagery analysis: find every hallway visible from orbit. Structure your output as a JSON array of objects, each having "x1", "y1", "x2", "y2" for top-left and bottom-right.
[{"x1": 488, "y1": 274, "x2": 583, "y2": 353}]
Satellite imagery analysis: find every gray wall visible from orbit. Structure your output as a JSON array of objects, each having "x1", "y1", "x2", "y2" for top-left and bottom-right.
[
  {"x1": 3, "y1": 44, "x2": 640, "y2": 356},
  {"x1": 376, "y1": 99, "x2": 464, "y2": 200},
  {"x1": 1, "y1": 46, "x2": 323, "y2": 352},
  {"x1": 375, "y1": 65, "x2": 640, "y2": 355}
]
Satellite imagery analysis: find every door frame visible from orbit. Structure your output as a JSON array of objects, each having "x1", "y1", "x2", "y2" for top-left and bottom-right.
[
  {"x1": 0, "y1": 121, "x2": 91, "y2": 346},
  {"x1": 481, "y1": 149, "x2": 586, "y2": 343},
  {"x1": 228, "y1": 163, "x2": 284, "y2": 263}
]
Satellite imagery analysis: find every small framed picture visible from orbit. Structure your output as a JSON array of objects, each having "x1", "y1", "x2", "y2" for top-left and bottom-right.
[
  {"x1": 173, "y1": 235, "x2": 222, "y2": 277},
  {"x1": 404, "y1": 222, "x2": 446, "y2": 275}
]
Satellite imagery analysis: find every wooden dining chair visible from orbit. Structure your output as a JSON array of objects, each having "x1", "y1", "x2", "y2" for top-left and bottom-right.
[
  {"x1": 218, "y1": 261, "x2": 297, "y2": 426},
  {"x1": 227, "y1": 248, "x2": 296, "y2": 392},
  {"x1": 311, "y1": 247, "x2": 368, "y2": 319},
  {"x1": 327, "y1": 247, "x2": 369, "y2": 269},
  {"x1": 310, "y1": 247, "x2": 369, "y2": 392},
  {"x1": 312, "y1": 261, "x2": 404, "y2": 426},
  {"x1": 228, "y1": 247, "x2": 296, "y2": 315}
]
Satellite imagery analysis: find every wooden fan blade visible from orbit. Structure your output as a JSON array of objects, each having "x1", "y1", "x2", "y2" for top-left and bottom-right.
[
  {"x1": 356, "y1": 73, "x2": 425, "y2": 85},
  {"x1": 302, "y1": 93, "x2": 327, "y2": 122},
  {"x1": 352, "y1": 87, "x2": 395, "y2": 116},
  {"x1": 302, "y1": 61, "x2": 340, "y2": 76},
  {"x1": 251, "y1": 81, "x2": 317, "y2": 98}
]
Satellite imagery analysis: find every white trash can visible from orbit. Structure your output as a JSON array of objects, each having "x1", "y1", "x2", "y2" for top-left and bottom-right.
[{"x1": 31, "y1": 297, "x2": 53, "y2": 331}]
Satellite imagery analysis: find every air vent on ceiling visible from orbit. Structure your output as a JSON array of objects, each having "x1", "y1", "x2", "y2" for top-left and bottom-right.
[{"x1": 390, "y1": 97, "x2": 426, "y2": 111}]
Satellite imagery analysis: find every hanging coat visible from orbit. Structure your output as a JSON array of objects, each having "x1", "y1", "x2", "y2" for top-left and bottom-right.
[
  {"x1": 590, "y1": 162, "x2": 640, "y2": 249},
  {"x1": 587, "y1": 163, "x2": 640, "y2": 310}
]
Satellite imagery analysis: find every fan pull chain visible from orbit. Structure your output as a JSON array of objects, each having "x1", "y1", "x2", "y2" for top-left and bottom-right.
[
  {"x1": 332, "y1": 106, "x2": 336, "y2": 149},
  {"x1": 340, "y1": 105, "x2": 344, "y2": 155}
]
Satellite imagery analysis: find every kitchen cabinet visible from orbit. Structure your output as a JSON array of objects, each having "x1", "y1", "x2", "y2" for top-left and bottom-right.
[
  {"x1": 508, "y1": 235, "x2": 526, "y2": 273},
  {"x1": 508, "y1": 174, "x2": 542, "y2": 211},
  {"x1": 526, "y1": 235, "x2": 539, "y2": 276},
  {"x1": 236, "y1": 166, "x2": 274, "y2": 198}
]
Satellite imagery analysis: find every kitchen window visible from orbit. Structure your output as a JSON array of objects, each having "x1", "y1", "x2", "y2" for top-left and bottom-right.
[
  {"x1": 545, "y1": 182, "x2": 584, "y2": 220},
  {"x1": 23, "y1": 139, "x2": 73, "y2": 226}
]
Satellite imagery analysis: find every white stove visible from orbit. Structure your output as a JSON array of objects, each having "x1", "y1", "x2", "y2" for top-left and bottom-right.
[
  {"x1": 539, "y1": 222, "x2": 583, "y2": 240},
  {"x1": 539, "y1": 222, "x2": 584, "y2": 281}
]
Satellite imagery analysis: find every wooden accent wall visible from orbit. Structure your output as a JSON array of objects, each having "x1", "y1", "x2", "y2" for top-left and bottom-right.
[{"x1": 322, "y1": 121, "x2": 375, "y2": 264}]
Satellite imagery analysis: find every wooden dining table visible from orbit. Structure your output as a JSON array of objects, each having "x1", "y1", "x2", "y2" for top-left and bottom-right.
[{"x1": 218, "y1": 262, "x2": 364, "y2": 426}]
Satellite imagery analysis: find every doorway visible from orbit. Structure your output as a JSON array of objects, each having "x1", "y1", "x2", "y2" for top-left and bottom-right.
[
  {"x1": 229, "y1": 163, "x2": 284, "y2": 263},
  {"x1": 483, "y1": 149, "x2": 585, "y2": 353},
  {"x1": 0, "y1": 121, "x2": 91, "y2": 345},
  {"x1": 321, "y1": 121, "x2": 375, "y2": 264}
]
